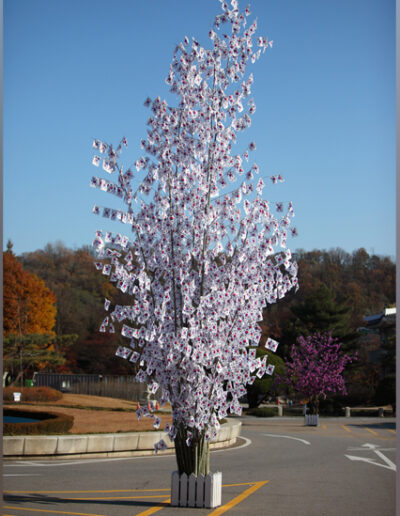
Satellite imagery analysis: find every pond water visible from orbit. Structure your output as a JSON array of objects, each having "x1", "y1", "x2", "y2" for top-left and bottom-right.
[{"x1": 4, "y1": 415, "x2": 41, "y2": 423}]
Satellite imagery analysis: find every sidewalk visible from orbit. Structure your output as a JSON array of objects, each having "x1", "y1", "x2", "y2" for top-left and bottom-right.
[{"x1": 3, "y1": 418, "x2": 242, "y2": 460}]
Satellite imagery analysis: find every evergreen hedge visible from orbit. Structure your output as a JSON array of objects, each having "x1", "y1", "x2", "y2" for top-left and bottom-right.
[
  {"x1": 247, "y1": 407, "x2": 276, "y2": 417},
  {"x1": 3, "y1": 408, "x2": 73, "y2": 435}
]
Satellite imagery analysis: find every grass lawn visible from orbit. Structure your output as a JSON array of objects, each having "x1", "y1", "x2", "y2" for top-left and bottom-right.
[{"x1": 3, "y1": 394, "x2": 173, "y2": 434}]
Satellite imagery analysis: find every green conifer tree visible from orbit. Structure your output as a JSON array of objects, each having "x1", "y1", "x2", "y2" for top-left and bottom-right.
[{"x1": 279, "y1": 284, "x2": 358, "y2": 358}]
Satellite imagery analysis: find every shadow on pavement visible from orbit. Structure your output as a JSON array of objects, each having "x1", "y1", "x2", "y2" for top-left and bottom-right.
[
  {"x1": 347, "y1": 421, "x2": 396, "y2": 430},
  {"x1": 4, "y1": 493, "x2": 170, "y2": 509}
]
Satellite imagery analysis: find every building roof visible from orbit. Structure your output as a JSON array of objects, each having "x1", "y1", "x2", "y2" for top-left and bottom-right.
[{"x1": 363, "y1": 308, "x2": 396, "y2": 329}]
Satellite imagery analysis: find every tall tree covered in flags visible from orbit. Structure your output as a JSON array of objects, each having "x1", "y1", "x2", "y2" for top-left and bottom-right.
[{"x1": 89, "y1": 0, "x2": 298, "y2": 475}]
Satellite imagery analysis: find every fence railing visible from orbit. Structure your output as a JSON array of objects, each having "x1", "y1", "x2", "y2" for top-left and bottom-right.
[{"x1": 33, "y1": 373, "x2": 157, "y2": 403}]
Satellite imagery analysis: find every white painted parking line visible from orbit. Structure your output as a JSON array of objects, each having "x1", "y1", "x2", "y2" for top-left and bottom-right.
[
  {"x1": 3, "y1": 456, "x2": 174, "y2": 467},
  {"x1": 3, "y1": 474, "x2": 43, "y2": 477},
  {"x1": 263, "y1": 433, "x2": 311, "y2": 445},
  {"x1": 213, "y1": 436, "x2": 252, "y2": 453}
]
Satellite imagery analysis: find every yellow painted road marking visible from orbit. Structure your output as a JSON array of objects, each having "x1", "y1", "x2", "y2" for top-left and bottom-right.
[
  {"x1": 133, "y1": 483, "x2": 267, "y2": 515},
  {"x1": 321, "y1": 424, "x2": 327, "y2": 430},
  {"x1": 208, "y1": 480, "x2": 269, "y2": 515},
  {"x1": 4, "y1": 507, "x2": 105, "y2": 516},
  {"x1": 4, "y1": 481, "x2": 269, "y2": 516},
  {"x1": 342, "y1": 425, "x2": 351, "y2": 433},
  {"x1": 223, "y1": 482, "x2": 259, "y2": 487},
  {"x1": 365, "y1": 427, "x2": 379, "y2": 437},
  {"x1": 388, "y1": 429, "x2": 396, "y2": 435},
  {"x1": 136, "y1": 498, "x2": 171, "y2": 516}
]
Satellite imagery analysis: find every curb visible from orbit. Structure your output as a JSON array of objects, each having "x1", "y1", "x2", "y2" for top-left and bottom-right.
[{"x1": 3, "y1": 419, "x2": 241, "y2": 460}]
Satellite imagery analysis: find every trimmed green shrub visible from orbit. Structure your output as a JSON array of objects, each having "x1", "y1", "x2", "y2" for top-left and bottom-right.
[
  {"x1": 282, "y1": 406, "x2": 304, "y2": 416},
  {"x1": 246, "y1": 350, "x2": 285, "y2": 409},
  {"x1": 350, "y1": 408, "x2": 393, "y2": 418},
  {"x1": 247, "y1": 407, "x2": 276, "y2": 417},
  {"x1": 3, "y1": 386, "x2": 63, "y2": 403},
  {"x1": 319, "y1": 397, "x2": 344, "y2": 416},
  {"x1": 3, "y1": 408, "x2": 73, "y2": 435}
]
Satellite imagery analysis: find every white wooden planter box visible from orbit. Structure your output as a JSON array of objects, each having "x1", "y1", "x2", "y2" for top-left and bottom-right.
[
  {"x1": 305, "y1": 414, "x2": 319, "y2": 426},
  {"x1": 171, "y1": 471, "x2": 222, "y2": 508}
]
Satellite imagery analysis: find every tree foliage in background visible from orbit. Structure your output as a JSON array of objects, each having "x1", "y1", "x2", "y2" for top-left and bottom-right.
[
  {"x1": 4, "y1": 249, "x2": 56, "y2": 336},
  {"x1": 3, "y1": 334, "x2": 77, "y2": 387},
  {"x1": 246, "y1": 347, "x2": 285, "y2": 408},
  {"x1": 276, "y1": 284, "x2": 357, "y2": 358},
  {"x1": 13, "y1": 243, "x2": 395, "y2": 393},
  {"x1": 19, "y1": 242, "x2": 131, "y2": 374},
  {"x1": 278, "y1": 332, "x2": 355, "y2": 415},
  {"x1": 259, "y1": 248, "x2": 395, "y2": 406},
  {"x1": 3, "y1": 247, "x2": 78, "y2": 384},
  {"x1": 374, "y1": 334, "x2": 396, "y2": 413},
  {"x1": 263, "y1": 248, "x2": 395, "y2": 355},
  {"x1": 20, "y1": 243, "x2": 112, "y2": 337}
]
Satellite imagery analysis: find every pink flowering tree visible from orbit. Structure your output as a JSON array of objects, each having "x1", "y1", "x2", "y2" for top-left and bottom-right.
[
  {"x1": 89, "y1": 0, "x2": 298, "y2": 476},
  {"x1": 278, "y1": 332, "x2": 355, "y2": 415}
]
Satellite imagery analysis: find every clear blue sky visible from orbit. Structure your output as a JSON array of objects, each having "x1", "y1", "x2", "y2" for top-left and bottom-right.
[{"x1": 4, "y1": 0, "x2": 395, "y2": 259}]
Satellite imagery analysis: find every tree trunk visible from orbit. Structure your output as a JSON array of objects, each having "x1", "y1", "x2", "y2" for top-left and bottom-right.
[
  {"x1": 308, "y1": 397, "x2": 319, "y2": 415},
  {"x1": 20, "y1": 347, "x2": 24, "y2": 389},
  {"x1": 12, "y1": 371, "x2": 24, "y2": 388},
  {"x1": 247, "y1": 390, "x2": 259, "y2": 409},
  {"x1": 174, "y1": 425, "x2": 210, "y2": 476}
]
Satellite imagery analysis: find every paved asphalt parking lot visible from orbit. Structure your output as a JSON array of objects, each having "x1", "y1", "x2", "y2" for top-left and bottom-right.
[{"x1": 3, "y1": 417, "x2": 396, "y2": 516}]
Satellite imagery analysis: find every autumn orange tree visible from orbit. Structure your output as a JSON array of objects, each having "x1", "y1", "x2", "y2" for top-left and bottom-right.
[
  {"x1": 4, "y1": 249, "x2": 56, "y2": 335},
  {"x1": 3, "y1": 247, "x2": 72, "y2": 386}
]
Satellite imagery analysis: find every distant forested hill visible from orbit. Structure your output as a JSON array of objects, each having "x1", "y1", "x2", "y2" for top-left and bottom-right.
[{"x1": 18, "y1": 243, "x2": 395, "y2": 392}]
